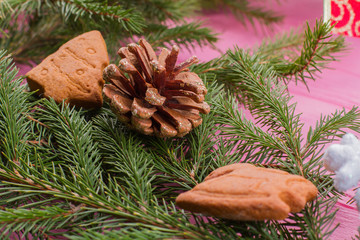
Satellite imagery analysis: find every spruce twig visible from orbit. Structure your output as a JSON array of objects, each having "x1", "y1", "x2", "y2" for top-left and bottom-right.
[
  {"x1": 198, "y1": 20, "x2": 346, "y2": 93},
  {"x1": 0, "y1": 0, "x2": 217, "y2": 63},
  {"x1": 266, "y1": 20, "x2": 346, "y2": 87}
]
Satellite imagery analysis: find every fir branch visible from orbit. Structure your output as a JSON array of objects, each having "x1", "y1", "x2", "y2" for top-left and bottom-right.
[
  {"x1": 0, "y1": 12, "x2": 68, "y2": 63},
  {"x1": 0, "y1": 0, "x2": 218, "y2": 63},
  {"x1": 304, "y1": 107, "x2": 360, "y2": 155},
  {"x1": 61, "y1": 0, "x2": 131, "y2": 21},
  {"x1": 2, "y1": 0, "x2": 145, "y2": 33},
  {"x1": 56, "y1": 0, "x2": 145, "y2": 33},
  {"x1": 127, "y1": 0, "x2": 200, "y2": 23},
  {"x1": 66, "y1": 228, "x2": 181, "y2": 240},
  {"x1": 33, "y1": 99, "x2": 103, "y2": 191},
  {"x1": 201, "y1": 21, "x2": 346, "y2": 91},
  {"x1": 255, "y1": 27, "x2": 305, "y2": 60},
  {"x1": 0, "y1": 50, "x2": 34, "y2": 164},
  {"x1": 226, "y1": 49, "x2": 302, "y2": 138},
  {"x1": 212, "y1": 92, "x2": 291, "y2": 166},
  {"x1": 0, "y1": 205, "x2": 82, "y2": 238},
  {"x1": 0, "y1": 0, "x2": 12, "y2": 19},
  {"x1": 269, "y1": 20, "x2": 346, "y2": 86},
  {"x1": 145, "y1": 22, "x2": 218, "y2": 50},
  {"x1": 0, "y1": 166, "x2": 232, "y2": 239},
  {"x1": 279, "y1": 196, "x2": 339, "y2": 239},
  {"x1": 0, "y1": 50, "x2": 92, "y2": 237},
  {"x1": 200, "y1": 0, "x2": 283, "y2": 27},
  {"x1": 212, "y1": 50, "x2": 304, "y2": 174},
  {"x1": 92, "y1": 114, "x2": 156, "y2": 204}
]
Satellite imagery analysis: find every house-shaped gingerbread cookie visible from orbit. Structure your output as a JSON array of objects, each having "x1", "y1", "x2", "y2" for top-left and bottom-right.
[{"x1": 26, "y1": 31, "x2": 109, "y2": 109}]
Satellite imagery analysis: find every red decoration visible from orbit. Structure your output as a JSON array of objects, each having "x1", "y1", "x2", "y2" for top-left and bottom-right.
[{"x1": 325, "y1": 0, "x2": 360, "y2": 37}]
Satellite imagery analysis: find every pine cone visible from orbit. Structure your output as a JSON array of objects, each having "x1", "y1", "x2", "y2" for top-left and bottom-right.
[{"x1": 103, "y1": 39, "x2": 210, "y2": 137}]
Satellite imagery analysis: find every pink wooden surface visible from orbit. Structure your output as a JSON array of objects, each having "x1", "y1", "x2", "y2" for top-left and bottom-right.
[
  {"x1": 178, "y1": 0, "x2": 360, "y2": 238},
  {"x1": 16, "y1": 0, "x2": 359, "y2": 238}
]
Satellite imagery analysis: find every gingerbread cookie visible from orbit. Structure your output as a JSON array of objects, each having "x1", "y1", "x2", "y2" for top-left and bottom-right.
[
  {"x1": 176, "y1": 163, "x2": 318, "y2": 221},
  {"x1": 26, "y1": 31, "x2": 109, "y2": 109}
]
